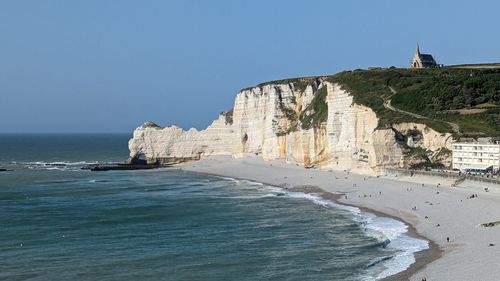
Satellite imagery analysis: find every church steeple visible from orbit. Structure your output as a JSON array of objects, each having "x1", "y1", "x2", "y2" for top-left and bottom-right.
[{"x1": 410, "y1": 43, "x2": 438, "y2": 68}]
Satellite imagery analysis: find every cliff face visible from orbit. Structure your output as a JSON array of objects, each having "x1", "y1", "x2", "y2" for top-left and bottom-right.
[{"x1": 129, "y1": 80, "x2": 453, "y2": 173}]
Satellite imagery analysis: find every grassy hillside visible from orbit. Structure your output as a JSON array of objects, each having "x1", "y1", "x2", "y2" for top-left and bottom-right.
[{"x1": 328, "y1": 68, "x2": 500, "y2": 137}]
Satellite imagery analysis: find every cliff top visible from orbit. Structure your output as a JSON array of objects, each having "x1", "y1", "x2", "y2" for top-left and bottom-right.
[{"x1": 245, "y1": 68, "x2": 500, "y2": 137}]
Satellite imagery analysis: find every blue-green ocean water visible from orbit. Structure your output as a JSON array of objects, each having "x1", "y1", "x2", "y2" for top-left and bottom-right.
[{"x1": 0, "y1": 134, "x2": 427, "y2": 281}]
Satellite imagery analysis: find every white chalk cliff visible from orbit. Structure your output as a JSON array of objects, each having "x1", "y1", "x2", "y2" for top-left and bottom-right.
[{"x1": 129, "y1": 79, "x2": 453, "y2": 173}]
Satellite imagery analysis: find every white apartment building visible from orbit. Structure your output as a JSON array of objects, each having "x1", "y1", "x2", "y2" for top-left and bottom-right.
[{"x1": 452, "y1": 142, "x2": 500, "y2": 172}]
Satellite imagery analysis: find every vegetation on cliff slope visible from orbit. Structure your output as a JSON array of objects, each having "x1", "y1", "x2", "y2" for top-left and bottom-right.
[
  {"x1": 221, "y1": 108, "x2": 233, "y2": 125},
  {"x1": 299, "y1": 86, "x2": 328, "y2": 129},
  {"x1": 258, "y1": 77, "x2": 316, "y2": 93},
  {"x1": 328, "y1": 68, "x2": 500, "y2": 137}
]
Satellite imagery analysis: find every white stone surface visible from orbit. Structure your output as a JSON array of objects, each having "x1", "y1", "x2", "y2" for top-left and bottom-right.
[{"x1": 129, "y1": 82, "x2": 452, "y2": 173}]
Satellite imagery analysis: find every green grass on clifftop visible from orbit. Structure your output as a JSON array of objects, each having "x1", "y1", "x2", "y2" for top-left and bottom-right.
[{"x1": 328, "y1": 68, "x2": 500, "y2": 137}]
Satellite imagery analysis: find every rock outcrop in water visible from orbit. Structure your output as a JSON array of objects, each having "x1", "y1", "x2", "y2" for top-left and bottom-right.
[{"x1": 129, "y1": 78, "x2": 452, "y2": 173}]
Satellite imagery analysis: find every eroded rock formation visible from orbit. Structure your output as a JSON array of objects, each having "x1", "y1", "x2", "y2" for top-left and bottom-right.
[{"x1": 129, "y1": 80, "x2": 452, "y2": 173}]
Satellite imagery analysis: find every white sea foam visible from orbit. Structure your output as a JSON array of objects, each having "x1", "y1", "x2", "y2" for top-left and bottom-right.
[
  {"x1": 89, "y1": 179, "x2": 109, "y2": 183},
  {"x1": 25, "y1": 161, "x2": 99, "y2": 166},
  {"x1": 217, "y1": 176, "x2": 266, "y2": 188},
  {"x1": 285, "y1": 191, "x2": 331, "y2": 207},
  {"x1": 45, "y1": 167, "x2": 67, "y2": 171},
  {"x1": 260, "y1": 193, "x2": 278, "y2": 198},
  {"x1": 359, "y1": 214, "x2": 428, "y2": 280},
  {"x1": 217, "y1": 193, "x2": 278, "y2": 199},
  {"x1": 263, "y1": 186, "x2": 282, "y2": 192},
  {"x1": 217, "y1": 176, "x2": 241, "y2": 183},
  {"x1": 239, "y1": 179, "x2": 264, "y2": 187},
  {"x1": 20, "y1": 161, "x2": 100, "y2": 171}
]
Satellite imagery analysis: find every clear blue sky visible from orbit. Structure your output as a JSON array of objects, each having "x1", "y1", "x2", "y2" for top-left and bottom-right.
[{"x1": 1, "y1": 0, "x2": 499, "y2": 133}]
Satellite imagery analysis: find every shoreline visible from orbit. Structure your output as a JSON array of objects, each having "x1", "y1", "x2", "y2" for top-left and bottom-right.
[
  {"x1": 275, "y1": 185, "x2": 442, "y2": 281},
  {"x1": 179, "y1": 168, "x2": 440, "y2": 280},
  {"x1": 176, "y1": 155, "x2": 500, "y2": 280}
]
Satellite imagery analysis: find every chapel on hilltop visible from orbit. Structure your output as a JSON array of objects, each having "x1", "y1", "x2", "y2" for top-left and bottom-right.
[{"x1": 410, "y1": 44, "x2": 439, "y2": 68}]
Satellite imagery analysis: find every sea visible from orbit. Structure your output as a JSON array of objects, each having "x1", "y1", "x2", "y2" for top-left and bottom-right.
[{"x1": 0, "y1": 134, "x2": 428, "y2": 281}]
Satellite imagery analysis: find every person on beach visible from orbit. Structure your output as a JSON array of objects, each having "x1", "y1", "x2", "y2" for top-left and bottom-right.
[{"x1": 447, "y1": 237, "x2": 450, "y2": 242}]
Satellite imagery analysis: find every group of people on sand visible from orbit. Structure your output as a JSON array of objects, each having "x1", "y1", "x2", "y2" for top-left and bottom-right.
[{"x1": 467, "y1": 194, "x2": 478, "y2": 199}]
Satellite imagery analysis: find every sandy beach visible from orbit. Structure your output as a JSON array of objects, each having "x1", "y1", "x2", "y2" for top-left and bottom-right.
[{"x1": 178, "y1": 155, "x2": 500, "y2": 281}]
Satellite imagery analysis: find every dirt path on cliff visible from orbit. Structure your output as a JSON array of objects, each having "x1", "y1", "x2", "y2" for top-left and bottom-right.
[{"x1": 385, "y1": 87, "x2": 461, "y2": 134}]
